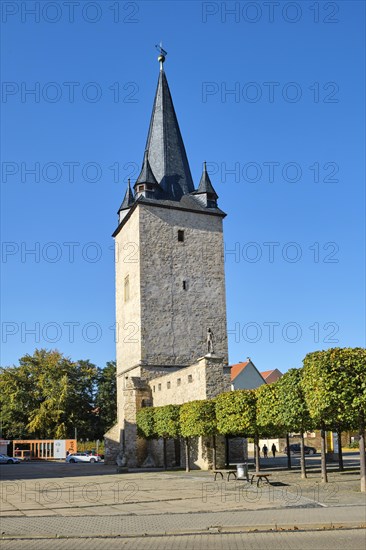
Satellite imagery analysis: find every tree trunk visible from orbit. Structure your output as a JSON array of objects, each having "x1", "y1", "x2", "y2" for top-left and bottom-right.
[
  {"x1": 212, "y1": 435, "x2": 217, "y2": 470},
  {"x1": 163, "y1": 438, "x2": 167, "y2": 470},
  {"x1": 225, "y1": 435, "x2": 229, "y2": 468},
  {"x1": 359, "y1": 413, "x2": 366, "y2": 493},
  {"x1": 300, "y1": 432, "x2": 307, "y2": 479},
  {"x1": 286, "y1": 433, "x2": 292, "y2": 470},
  {"x1": 185, "y1": 437, "x2": 190, "y2": 473},
  {"x1": 337, "y1": 427, "x2": 344, "y2": 472},
  {"x1": 320, "y1": 424, "x2": 328, "y2": 483},
  {"x1": 254, "y1": 433, "x2": 261, "y2": 472}
]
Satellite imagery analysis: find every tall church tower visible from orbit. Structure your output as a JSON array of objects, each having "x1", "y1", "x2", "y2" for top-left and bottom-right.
[{"x1": 106, "y1": 53, "x2": 229, "y2": 467}]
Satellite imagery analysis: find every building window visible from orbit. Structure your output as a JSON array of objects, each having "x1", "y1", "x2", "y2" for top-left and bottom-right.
[
  {"x1": 124, "y1": 275, "x2": 130, "y2": 302},
  {"x1": 188, "y1": 374, "x2": 193, "y2": 383},
  {"x1": 138, "y1": 185, "x2": 144, "y2": 192},
  {"x1": 158, "y1": 383, "x2": 161, "y2": 391},
  {"x1": 178, "y1": 230, "x2": 184, "y2": 242},
  {"x1": 167, "y1": 381, "x2": 171, "y2": 389},
  {"x1": 153, "y1": 385, "x2": 155, "y2": 392},
  {"x1": 177, "y1": 378, "x2": 181, "y2": 386},
  {"x1": 182, "y1": 280, "x2": 187, "y2": 290}
]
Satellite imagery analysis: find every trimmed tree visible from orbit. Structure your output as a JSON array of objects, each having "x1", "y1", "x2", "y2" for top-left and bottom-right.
[
  {"x1": 154, "y1": 405, "x2": 181, "y2": 470},
  {"x1": 136, "y1": 407, "x2": 156, "y2": 440},
  {"x1": 320, "y1": 348, "x2": 366, "y2": 491},
  {"x1": 256, "y1": 382, "x2": 284, "y2": 466},
  {"x1": 180, "y1": 399, "x2": 217, "y2": 471},
  {"x1": 302, "y1": 348, "x2": 366, "y2": 487},
  {"x1": 215, "y1": 390, "x2": 258, "y2": 471},
  {"x1": 276, "y1": 368, "x2": 313, "y2": 478}
]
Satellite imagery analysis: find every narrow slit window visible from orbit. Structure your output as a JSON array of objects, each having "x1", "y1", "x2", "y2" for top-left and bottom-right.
[
  {"x1": 178, "y1": 230, "x2": 184, "y2": 242},
  {"x1": 182, "y1": 280, "x2": 187, "y2": 290},
  {"x1": 124, "y1": 275, "x2": 130, "y2": 302},
  {"x1": 188, "y1": 374, "x2": 193, "y2": 383}
]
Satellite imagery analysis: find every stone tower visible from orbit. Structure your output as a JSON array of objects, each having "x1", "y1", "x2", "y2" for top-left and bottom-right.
[{"x1": 105, "y1": 54, "x2": 230, "y2": 467}]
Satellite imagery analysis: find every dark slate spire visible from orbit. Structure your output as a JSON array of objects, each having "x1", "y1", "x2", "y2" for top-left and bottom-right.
[
  {"x1": 144, "y1": 60, "x2": 194, "y2": 200},
  {"x1": 118, "y1": 179, "x2": 134, "y2": 212},
  {"x1": 191, "y1": 162, "x2": 219, "y2": 208},
  {"x1": 134, "y1": 150, "x2": 158, "y2": 188},
  {"x1": 195, "y1": 162, "x2": 218, "y2": 198}
]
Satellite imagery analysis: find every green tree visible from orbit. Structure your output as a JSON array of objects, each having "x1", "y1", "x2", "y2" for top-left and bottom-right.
[
  {"x1": 180, "y1": 399, "x2": 217, "y2": 471},
  {"x1": 256, "y1": 383, "x2": 283, "y2": 436},
  {"x1": 255, "y1": 383, "x2": 284, "y2": 471},
  {"x1": 302, "y1": 347, "x2": 366, "y2": 488},
  {"x1": 136, "y1": 407, "x2": 156, "y2": 439},
  {"x1": 94, "y1": 361, "x2": 117, "y2": 437},
  {"x1": 215, "y1": 390, "x2": 259, "y2": 471},
  {"x1": 154, "y1": 405, "x2": 181, "y2": 469},
  {"x1": 276, "y1": 368, "x2": 313, "y2": 478},
  {"x1": 0, "y1": 349, "x2": 98, "y2": 440}
]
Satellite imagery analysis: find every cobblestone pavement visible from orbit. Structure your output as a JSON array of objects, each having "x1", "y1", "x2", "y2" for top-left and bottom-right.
[
  {"x1": 1, "y1": 530, "x2": 366, "y2": 550},
  {"x1": 1, "y1": 458, "x2": 365, "y2": 545}
]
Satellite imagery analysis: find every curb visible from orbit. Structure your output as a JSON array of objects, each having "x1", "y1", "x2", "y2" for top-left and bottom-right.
[{"x1": 1, "y1": 522, "x2": 365, "y2": 539}]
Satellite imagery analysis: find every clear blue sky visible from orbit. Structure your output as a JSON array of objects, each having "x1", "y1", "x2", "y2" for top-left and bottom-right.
[{"x1": 1, "y1": 1, "x2": 365, "y2": 372}]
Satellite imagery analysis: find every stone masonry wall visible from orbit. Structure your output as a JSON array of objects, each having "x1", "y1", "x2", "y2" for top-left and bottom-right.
[
  {"x1": 148, "y1": 356, "x2": 230, "y2": 407},
  {"x1": 139, "y1": 205, "x2": 228, "y2": 367},
  {"x1": 115, "y1": 207, "x2": 141, "y2": 376}
]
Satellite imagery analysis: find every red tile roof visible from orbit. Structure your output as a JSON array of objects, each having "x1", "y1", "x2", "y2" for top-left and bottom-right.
[
  {"x1": 230, "y1": 361, "x2": 249, "y2": 381},
  {"x1": 261, "y1": 369, "x2": 283, "y2": 383},
  {"x1": 261, "y1": 370, "x2": 274, "y2": 379}
]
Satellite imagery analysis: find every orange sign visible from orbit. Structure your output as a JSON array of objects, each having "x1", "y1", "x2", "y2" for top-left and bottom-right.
[{"x1": 66, "y1": 439, "x2": 77, "y2": 454}]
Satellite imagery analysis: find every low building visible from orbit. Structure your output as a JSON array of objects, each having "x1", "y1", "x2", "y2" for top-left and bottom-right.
[
  {"x1": 261, "y1": 369, "x2": 283, "y2": 384},
  {"x1": 231, "y1": 359, "x2": 266, "y2": 390}
]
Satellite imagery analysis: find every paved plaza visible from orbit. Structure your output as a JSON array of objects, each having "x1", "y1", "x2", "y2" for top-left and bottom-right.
[{"x1": 1, "y1": 454, "x2": 365, "y2": 548}]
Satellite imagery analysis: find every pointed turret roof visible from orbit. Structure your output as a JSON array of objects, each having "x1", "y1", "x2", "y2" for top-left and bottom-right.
[
  {"x1": 134, "y1": 150, "x2": 159, "y2": 188},
  {"x1": 144, "y1": 63, "x2": 194, "y2": 200},
  {"x1": 193, "y1": 162, "x2": 218, "y2": 198},
  {"x1": 118, "y1": 179, "x2": 134, "y2": 211}
]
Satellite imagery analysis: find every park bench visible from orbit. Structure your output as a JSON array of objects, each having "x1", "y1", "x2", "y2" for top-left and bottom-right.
[
  {"x1": 213, "y1": 465, "x2": 252, "y2": 482},
  {"x1": 250, "y1": 473, "x2": 272, "y2": 486},
  {"x1": 212, "y1": 469, "x2": 237, "y2": 481}
]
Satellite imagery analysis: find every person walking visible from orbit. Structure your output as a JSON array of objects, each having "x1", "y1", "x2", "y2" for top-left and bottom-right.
[
  {"x1": 271, "y1": 443, "x2": 277, "y2": 458},
  {"x1": 262, "y1": 444, "x2": 268, "y2": 458}
]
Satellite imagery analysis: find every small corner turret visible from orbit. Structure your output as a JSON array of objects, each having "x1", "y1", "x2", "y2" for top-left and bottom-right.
[
  {"x1": 133, "y1": 150, "x2": 162, "y2": 199},
  {"x1": 117, "y1": 179, "x2": 134, "y2": 223},
  {"x1": 192, "y1": 162, "x2": 219, "y2": 208}
]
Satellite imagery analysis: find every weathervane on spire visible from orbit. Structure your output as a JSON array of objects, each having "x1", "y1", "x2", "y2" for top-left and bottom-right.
[{"x1": 155, "y1": 42, "x2": 167, "y2": 69}]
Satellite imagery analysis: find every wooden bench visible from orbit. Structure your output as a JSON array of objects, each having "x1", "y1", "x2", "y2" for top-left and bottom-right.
[
  {"x1": 212, "y1": 469, "x2": 237, "y2": 481},
  {"x1": 250, "y1": 473, "x2": 272, "y2": 487}
]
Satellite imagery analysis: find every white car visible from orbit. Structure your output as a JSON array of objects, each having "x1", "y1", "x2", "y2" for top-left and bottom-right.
[
  {"x1": 66, "y1": 452, "x2": 101, "y2": 463},
  {"x1": 0, "y1": 453, "x2": 20, "y2": 464}
]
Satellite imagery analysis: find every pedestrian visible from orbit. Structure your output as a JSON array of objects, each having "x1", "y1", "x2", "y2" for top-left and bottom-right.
[
  {"x1": 262, "y1": 445, "x2": 268, "y2": 458},
  {"x1": 271, "y1": 443, "x2": 277, "y2": 458}
]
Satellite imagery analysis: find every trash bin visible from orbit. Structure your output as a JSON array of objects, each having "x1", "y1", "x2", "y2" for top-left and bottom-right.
[{"x1": 237, "y1": 462, "x2": 249, "y2": 481}]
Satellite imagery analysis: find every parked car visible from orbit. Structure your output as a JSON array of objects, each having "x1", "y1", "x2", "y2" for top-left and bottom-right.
[
  {"x1": 86, "y1": 450, "x2": 104, "y2": 459},
  {"x1": 0, "y1": 453, "x2": 20, "y2": 464},
  {"x1": 284, "y1": 444, "x2": 317, "y2": 455},
  {"x1": 66, "y1": 452, "x2": 102, "y2": 463}
]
